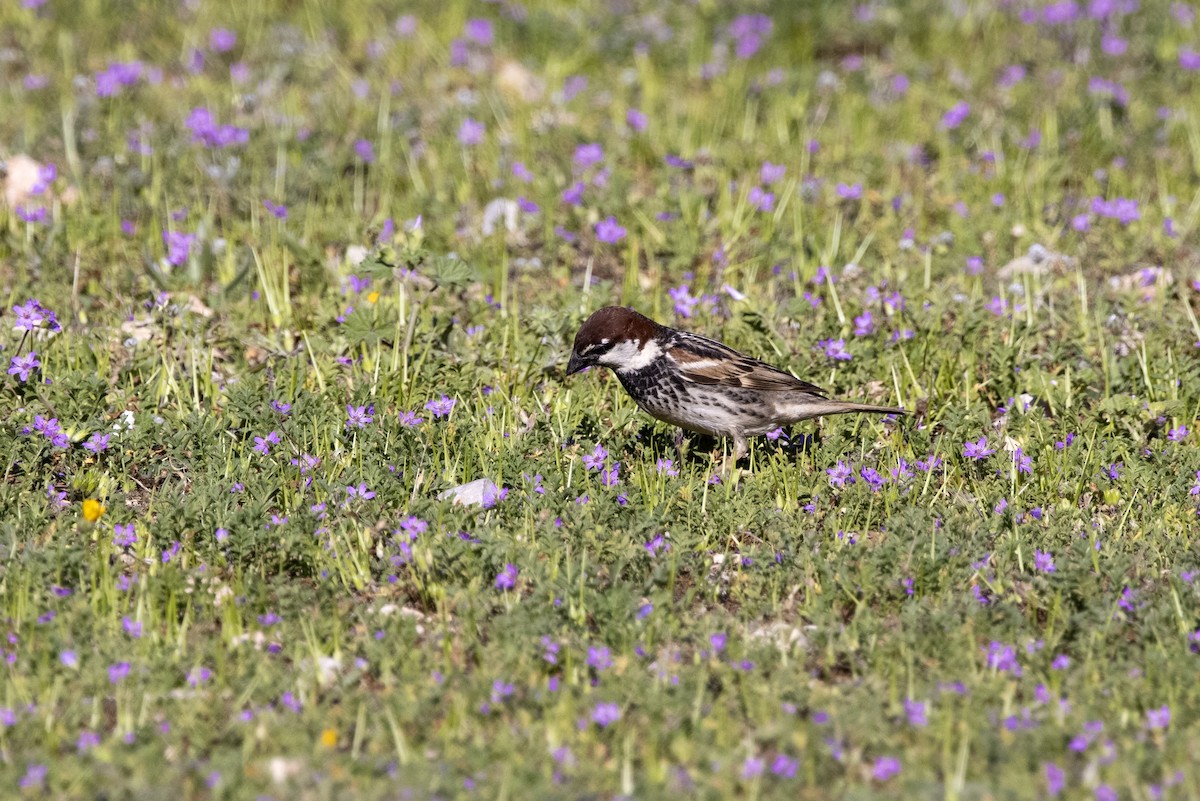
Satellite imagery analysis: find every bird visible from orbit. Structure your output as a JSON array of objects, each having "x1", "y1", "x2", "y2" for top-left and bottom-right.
[{"x1": 565, "y1": 306, "x2": 907, "y2": 462}]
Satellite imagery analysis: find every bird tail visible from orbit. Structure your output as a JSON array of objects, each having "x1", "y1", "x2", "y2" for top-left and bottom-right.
[
  {"x1": 782, "y1": 399, "x2": 908, "y2": 420},
  {"x1": 828, "y1": 401, "x2": 907, "y2": 416}
]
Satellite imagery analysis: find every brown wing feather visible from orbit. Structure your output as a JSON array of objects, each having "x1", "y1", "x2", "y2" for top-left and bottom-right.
[{"x1": 666, "y1": 333, "x2": 828, "y2": 396}]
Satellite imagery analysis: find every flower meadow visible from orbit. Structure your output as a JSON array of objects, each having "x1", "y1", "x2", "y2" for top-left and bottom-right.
[{"x1": 3, "y1": 0, "x2": 1200, "y2": 797}]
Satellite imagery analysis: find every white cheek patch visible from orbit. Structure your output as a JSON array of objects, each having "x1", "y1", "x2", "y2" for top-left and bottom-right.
[{"x1": 603, "y1": 339, "x2": 662, "y2": 372}]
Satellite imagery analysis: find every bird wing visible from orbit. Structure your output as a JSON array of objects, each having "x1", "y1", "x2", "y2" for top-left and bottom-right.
[{"x1": 666, "y1": 331, "x2": 828, "y2": 395}]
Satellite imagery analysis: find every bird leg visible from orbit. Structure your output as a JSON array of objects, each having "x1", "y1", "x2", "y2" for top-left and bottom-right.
[
  {"x1": 719, "y1": 434, "x2": 749, "y2": 477},
  {"x1": 673, "y1": 429, "x2": 687, "y2": 464}
]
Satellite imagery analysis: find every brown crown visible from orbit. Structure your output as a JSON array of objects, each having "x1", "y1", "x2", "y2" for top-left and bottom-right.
[{"x1": 573, "y1": 306, "x2": 663, "y2": 350}]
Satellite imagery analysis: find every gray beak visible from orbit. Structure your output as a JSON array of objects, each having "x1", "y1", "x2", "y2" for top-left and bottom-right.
[{"x1": 566, "y1": 352, "x2": 587, "y2": 375}]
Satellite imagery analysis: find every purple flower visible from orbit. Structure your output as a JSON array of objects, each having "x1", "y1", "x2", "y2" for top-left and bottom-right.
[
  {"x1": 587, "y1": 646, "x2": 612, "y2": 671},
  {"x1": 345, "y1": 404, "x2": 374, "y2": 429},
  {"x1": 595, "y1": 216, "x2": 627, "y2": 244},
  {"x1": 626, "y1": 109, "x2": 647, "y2": 132},
  {"x1": 263, "y1": 199, "x2": 288, "y2": 219},
  {"x1": 1146, "y1": 705, "x2": 1171, "y2": 729},
  {"x1": 464, "y1": 18, "x2": 494, "y2": 46},
  {"x1": 817, "y1": 338, "x2": 851, "y2": 361},
  {"x1": 122, "y1": 616, "x2": 143, "y2": 639},
  {"x1": 108, "y1": 661, "x2": 131, "y2": 684},
  {"x1": 904, "y1": 699, "x2": 928, "y2": 727},
  {"x1": 113, "y1": 523, "x2": 137, "y2": 547},
  {"x1": 398, "y1": 410, "x2": 423, "y2": 427},
  {"x1": 853, "y1": 311, "x2": 874, "y2": 336},
  {"x1": 600, "y1": 461, "x2": 621, "y2": 487},
  {"x1": 984, "y1": 641, "x2": 1021, "y2": 675},
  {"x1": 573, "y1": 143, "x2": 604, "y2": 170},
  {"x1": 253, "y1": 430, "x2": 280, "y2": 454},
  {"x1": 583, "y1": 443, "x2": 609, "y2": 470},
  {"x1": 729, "y1": 14, "x2": 772, "y2": 59},
  {"x1": 495, "y1": 563, "x2": 518, "y2": 590},
  {"x1": 1045, "y1": 762, "x2": 1065, "y2": 796},
  {"x1": 8, "y1": 352, "x2": 39, "y2": 382},
  {"x1": 561, "y1": 182, "x2": 586, "y2": 207},
  {"x1": 16, "y1": 204, "x2": 47, "y2": 224},
  {"x1": 748, "y1": 186, "x2": 775, "y2": 212},
  {"x1": 12, "y1": 299, "x2": 59, "y2": 332},
  {"x1": 860, "y1": 467, "x2": 886, "y2": 492},
  {"x1": 458, "y1": 118, "x2": 485, "y2": 146},
  {"x1": 425, "y1": 396, "x2": 456, "y2": 418},
  {"x1": 511, "y1": 162, "x2": 533, "y2": 182},
  {"x1": 1052, "y1": 654, "x2": 1070, "y2": 670},
  {"x1": 872, "y1": 756, "x2": 901, "y2": 781},
  {"x1": 668, "y1": 284, "x2": 699, "y2": 317},
  {"x1": 742, "y1": 757, "x2": 764, "y2": 779},
  {"x1": 347, "y1": 482, "x2": 375, "y2": 500},
  {"x1": 1180, "y1": 49, "x2": 1200, "y2": 71},
  {"x1": 1043, "y1": 2, "x2": 1080, "y2": 24},
  {"x1": 827, "y1": 460, "x2": 856, "y2": 488},
  {"x1": 399, "y1": 516, "x2": 428, "y2": 538},
  {"x1": 481, "y1": 482, "x2": 508, "y2": 509},
  {"x1": 1088, "y1": 77, "x2": 1128, "y2": 107},
  {"x1": 1101, "y1": 34, "x2": 1127, "y2": 56},
  {"x1": 835, "y1": 182, "x2": 862, "y2": 200},
  {"x1": 209, "y1": 28, "x2": 237, "y2": 52},
  {"x1": 487, "y1": 680, "x2": 515, "y2": 706},
  {"x1": 655, "y1": 458, "x2": 678, "y2": 477},
  {"x1": 187, "y1": 666, "x2": 212, "y2": 687},
  {"x1": 941, "y1": 101, "x2": 970, "y2": 130},
  {"x1": 760, "y1": 161, "x2": 786, "y2": 184},
  {"x1": 1034, "y1": 550, "x2": 1056, "y2": 573},
  {"x1": 161, "y1": 230, "x2": 196, "y2": 267},
  {"x1": 81, "y1": 432, "x2": 110, "y2": 453},
  {"x1": 1092, "y1": 195, "x2": 1139, "y2": 224},
  {"x1": 95, "y1": 61, "x2": 143, "y2": 97},
  {"x1": 19, "y1": 764, "x2": 47, "y2": 790},
  {"x1": 562, "y1": 75, "x2": 588, "y2": 100},
  {"x1": 645, "y1": 535, "x2": 669, "y2": 556},
  {"x1": 770, "y1": 754, "x2": 797, "y2": 778},
  {"x1": 185, "y1": 108, "x2": 248, "y2": 148},
  {"x1": 963, "y1": 436, "x2": 994, "y2": 460},
  {"x1": 540, "y1": 637, "x2": 560, "y2": 665},
  {"x1": 354, "y1": 139, "x2": 375, "y2": 163},
  {"x1": 591, "y1": 702, "x2": 621, "y2": 727},
  {"x1": 280, "y1": 692, "x2": 301, "y2": 713}
]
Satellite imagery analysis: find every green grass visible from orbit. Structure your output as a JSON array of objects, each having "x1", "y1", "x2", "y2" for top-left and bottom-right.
[{"x1": 2, "y1": 0, "x2": 1200, "y2": 798}]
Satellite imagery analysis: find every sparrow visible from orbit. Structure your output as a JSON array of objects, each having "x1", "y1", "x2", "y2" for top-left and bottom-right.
[{"x1": 566, "y1": 306, "x2": 906, "y2": 461}]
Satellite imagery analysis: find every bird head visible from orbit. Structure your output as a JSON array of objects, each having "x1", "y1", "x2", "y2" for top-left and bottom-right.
[{"x1": 566, "y1": 306, "x2": 663, "y2": 375}]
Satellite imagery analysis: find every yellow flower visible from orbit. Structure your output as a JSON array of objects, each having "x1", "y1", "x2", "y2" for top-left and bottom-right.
[
  {"x1": 319, "y1": 727, "x2": 338, "y2": 748},
  {"x1": 82, "y1": 498, "x2": 106, "y2": 523},
  {"x1": 366, "y1": 291, "x2": 380, "y2": 305}
]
